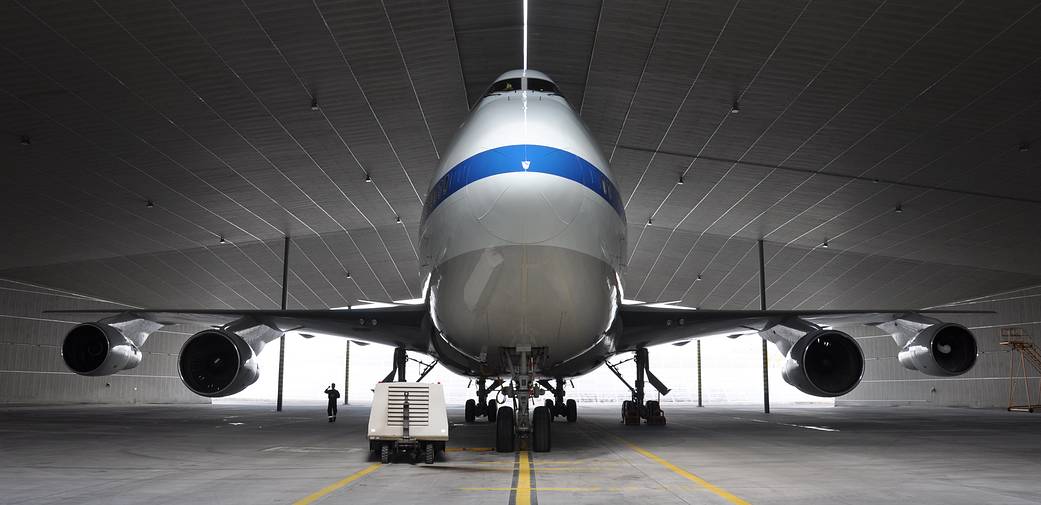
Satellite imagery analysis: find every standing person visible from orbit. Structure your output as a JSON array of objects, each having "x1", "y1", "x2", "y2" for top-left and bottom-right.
[{"x1": 324, "y1": 383, "x2": 340, "y2": 422}]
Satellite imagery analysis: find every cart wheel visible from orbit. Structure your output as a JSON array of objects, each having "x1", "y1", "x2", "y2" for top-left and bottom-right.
[
  {"x1": 425, "y1": 443, "x2": 435, "y2": 464},
  {"x1": 380, "y1": 444, "x2": 391, "y2": 464},
  {"x1": 487, "y1": 400, "x2": 497, "y2": 422}
]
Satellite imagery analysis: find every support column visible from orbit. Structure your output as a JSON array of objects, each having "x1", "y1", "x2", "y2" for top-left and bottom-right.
[
  {"x1": 276, "y1": 236, "x2": 290, "y2": 413},
  {"x1": 697, "y1": 340, "x2": 703, "y2": 407},
  {"x1": 758, "y1": 239, "x2": 770, "y2": 414},
  {"x1": 343, "y1": 341, "x2": 350, "y2": 405}
]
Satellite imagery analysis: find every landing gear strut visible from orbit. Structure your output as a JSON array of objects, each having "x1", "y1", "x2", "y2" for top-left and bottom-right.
[
  {"x1": 607, "y1": 348, "x2": 670, "y2": 425},
  {"x1": 382, "y1": 347, "x2": 438, "y2": 383}
]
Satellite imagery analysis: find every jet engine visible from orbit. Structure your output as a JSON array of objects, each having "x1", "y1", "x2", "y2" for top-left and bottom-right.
[
  {"x1": 781, "y1": 330, "x2": 864, "y2": 397},
  {"x1": 61, "y1": 323, "x2": 142, "y2": 376},
  {"x1": 897, "y1": 323, "x2": 977, "y2": 377},
  {"x1": 178, "y1": 329, "x2": 260, "y2": 397}
]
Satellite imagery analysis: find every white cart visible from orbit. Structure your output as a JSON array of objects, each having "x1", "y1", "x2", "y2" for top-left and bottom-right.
[{"x1": 368, "y1": 382, "x2": 449, "y2": 464}]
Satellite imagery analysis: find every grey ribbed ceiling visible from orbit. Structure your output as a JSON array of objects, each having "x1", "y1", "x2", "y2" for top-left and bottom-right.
[{"x1": 2, "y1": 0, "x2": 1040, "y2": 311}]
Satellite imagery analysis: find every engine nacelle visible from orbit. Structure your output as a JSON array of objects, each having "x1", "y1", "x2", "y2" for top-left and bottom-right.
[
  {"x1": 61, "y1": 323, "x2": 142, "y2": 376},
  {"x1": 782, "y1": 330, "x2": 864, "y2": 397},
  {"x1": 178, "y1": 329, "x2": 260, "y2": 397},
  {"x1": 898, "y1": 323, "x2": 977, "y2": 376}
]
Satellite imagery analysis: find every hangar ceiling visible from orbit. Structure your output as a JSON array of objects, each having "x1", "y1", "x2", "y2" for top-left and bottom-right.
[{"x1": 2, "y1": 0, "x2": 1041, "y2": 311}]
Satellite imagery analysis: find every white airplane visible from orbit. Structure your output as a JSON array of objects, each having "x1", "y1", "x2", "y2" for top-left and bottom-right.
[{"x1": 53, "y1": 69, "x2": 982, "y2": 453}]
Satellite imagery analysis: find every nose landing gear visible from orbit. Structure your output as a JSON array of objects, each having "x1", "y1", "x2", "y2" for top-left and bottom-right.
[
  {"x1": 607, "y1": 348, "x2": 670, "y2": 426},
  {"x1": 494, "y1": 346, "x2": 556, "y2": 453}
]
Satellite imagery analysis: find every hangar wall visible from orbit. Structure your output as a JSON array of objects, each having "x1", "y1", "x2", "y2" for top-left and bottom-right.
[
  {"x1": 838, "y1": 285, "x2": 1041, "y2": 408},
  {"x1": 0, "y1": 279, "x2": 207, "y2": 404}
]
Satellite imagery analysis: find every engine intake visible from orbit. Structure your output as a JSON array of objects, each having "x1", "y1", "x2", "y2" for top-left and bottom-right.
[
  {"x1": 61, "y1": 323, "x2": 142, "y2": 376},
  {"x1": 782, "y1": 330, "x2": 864, "y2": 397},
  {"x1": 898, "y1": 323, "x2": 977, "y2": 376},
  {"x1": 178, "y1": 329, "x2": 260, "y2": 397}
]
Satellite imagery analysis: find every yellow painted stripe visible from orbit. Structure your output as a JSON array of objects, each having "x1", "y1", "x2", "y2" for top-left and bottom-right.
[
  {"x1": 625, "y1": 443, "x2": 751, "y2": 505},
  {"x1": 463, "y1": 486, "x2": 640, "y2": 492},
  {"x1": 516, "y1": 450, "x2": 532, "y2": 505},
  {"x1": 292, "y1": 463, "x2": 381, "y2": 505}
]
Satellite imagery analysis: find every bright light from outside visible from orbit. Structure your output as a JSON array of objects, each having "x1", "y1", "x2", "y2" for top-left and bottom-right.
[{"x1": 225, "y1": 334, "x2": 831, "y2": 407}]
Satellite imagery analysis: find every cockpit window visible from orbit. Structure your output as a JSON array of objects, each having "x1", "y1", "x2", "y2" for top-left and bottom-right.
[{"x1": 484, "y1": 78, "x2": 563, "y2": 97}]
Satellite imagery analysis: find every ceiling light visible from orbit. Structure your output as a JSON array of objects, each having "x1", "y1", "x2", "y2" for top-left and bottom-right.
[
  {"x1": 145, "y1": 200, "x2": 155, "y2": 208},
  {"x1": 677, "y1": 174, "x2": 685, "y2": 185},
  {"x1": 895, "y1": 203, "x2": 903, "y2": 213},
  {"x1": 364, "y1": 173, "x2": 372, "y2": 183},
  {"x1": 1020, "y1": 142, "x2": 1031, "y2": 152},
  {"x1": 730, "y1": 101, "x2": 740, "y2": 114},
  {"x1": 19, "y1": 136, "x2": 30, "y2": 146}
]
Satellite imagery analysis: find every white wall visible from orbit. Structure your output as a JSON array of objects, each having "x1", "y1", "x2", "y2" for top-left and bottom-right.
[{"x1": 0, "y1": 278, "x2": 207, "y2": 405}]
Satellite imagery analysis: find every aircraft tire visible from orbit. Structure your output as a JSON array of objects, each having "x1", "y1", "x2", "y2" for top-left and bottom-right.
[
  {"x1": 464, "y1": 399, "x2": 476, "y2": 423},
  {"x1": 496, "y1": 406, "x2": 515, "y2": 453},
  {"x1": 533, "y1": 406, "x2": 551, "y2": 452},
  {"x1": 487, "y1": 400, "x2": 498, "y2": 422},
  {"x1": 566, "y1": 399, "x2": 577, "y2": 423}
]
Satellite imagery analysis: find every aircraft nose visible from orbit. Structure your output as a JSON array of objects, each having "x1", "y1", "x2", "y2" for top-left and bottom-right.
[{"x1": 466, "y1": 170, "x2": 583, "y2": 244}]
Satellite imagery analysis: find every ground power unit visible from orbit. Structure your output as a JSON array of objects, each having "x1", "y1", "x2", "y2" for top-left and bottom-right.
[{"x1": 368, "y1": 382, "x2": 449, "y2": 464}]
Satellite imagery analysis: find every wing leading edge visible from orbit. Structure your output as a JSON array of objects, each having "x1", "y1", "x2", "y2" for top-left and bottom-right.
[
  {"x1": 45, "y1": 306, "x2": 432, "y2": 352},
  {"x1": 616, "y1": 306, "x2": 991, "y2": 350}
]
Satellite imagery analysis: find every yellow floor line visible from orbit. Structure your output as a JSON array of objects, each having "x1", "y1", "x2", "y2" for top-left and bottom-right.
[
  {"x1": 624, "y1": 442, "x2": 751, "y2": 505},
  {"x1": 516, "y1": 450, "x2": 532, "y2": 505},
  {"x1": 292, "y1": 463, "x2": 381, "y2": 505},
  {"x1": 463, "y1": 486, "x2": 640, "y2": 492}
]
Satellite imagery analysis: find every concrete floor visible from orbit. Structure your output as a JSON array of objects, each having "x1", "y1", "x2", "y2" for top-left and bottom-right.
[{"x1": 1, "y1": 403, "x2": 1040, "y2": 505}]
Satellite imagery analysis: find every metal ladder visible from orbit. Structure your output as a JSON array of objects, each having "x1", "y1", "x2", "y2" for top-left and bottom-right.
[{"x1": 1000, "y1": 334, "x2": 1041, "y2": 413}]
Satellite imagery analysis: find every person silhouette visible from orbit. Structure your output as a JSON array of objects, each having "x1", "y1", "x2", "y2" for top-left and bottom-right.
[{"x1": 324, "y1": 383, "x2": 340, "y2": 422}]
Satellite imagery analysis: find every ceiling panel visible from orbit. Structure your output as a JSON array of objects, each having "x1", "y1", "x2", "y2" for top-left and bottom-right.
[{"x1": 1, "y1": 0, "x2": 1040, "y2": 311}]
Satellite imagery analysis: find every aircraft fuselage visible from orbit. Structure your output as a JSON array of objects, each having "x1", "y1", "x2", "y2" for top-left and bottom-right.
[{"x1": 419, "y1": 70, "x2": 626, "y2": 378}]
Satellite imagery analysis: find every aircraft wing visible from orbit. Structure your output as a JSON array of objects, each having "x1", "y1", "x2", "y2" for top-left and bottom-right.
[
  {"x1": 45, "y1": 305, "x2": 432, "y2": 352},
  {"x1": 615, "y1": 306, "x2": 991, "y2": 350}
]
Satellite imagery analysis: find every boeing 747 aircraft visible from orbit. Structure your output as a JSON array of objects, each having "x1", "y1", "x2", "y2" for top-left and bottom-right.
[{"x1": 53, "y1": 70, "x2": 981, "y2": 453}]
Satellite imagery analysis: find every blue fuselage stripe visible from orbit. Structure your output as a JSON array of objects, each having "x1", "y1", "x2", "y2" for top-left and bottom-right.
[{"x1": 422, "y1": 144, "x2": 625, "y2": 220}]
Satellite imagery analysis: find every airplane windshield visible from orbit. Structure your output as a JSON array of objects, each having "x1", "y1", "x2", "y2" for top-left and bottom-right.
[{"x1": 484, "y1": 78, "x2": 563, "y2": 97}]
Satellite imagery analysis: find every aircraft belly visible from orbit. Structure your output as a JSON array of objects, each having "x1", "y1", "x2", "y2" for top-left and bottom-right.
[{"x1": 429, "y1": 245, "x2": 617, "y2": 370}]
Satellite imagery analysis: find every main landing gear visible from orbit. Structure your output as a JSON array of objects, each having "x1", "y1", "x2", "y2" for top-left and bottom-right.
[
  {"x1": 537, "y1": 378, "x2": 577, "y2": 422},
  {"x1": 607, "y1": 348, "x2": 670, "y2": 426},
  {"x1": 382, "y1": 347, "x2": 438, "y2": 383},
  {"x1": 492, "y1": 346, "x2": 564, "y2": 453},
  {"x1": 464, "y1": 378, "x2": 504, "y2": 423}
]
